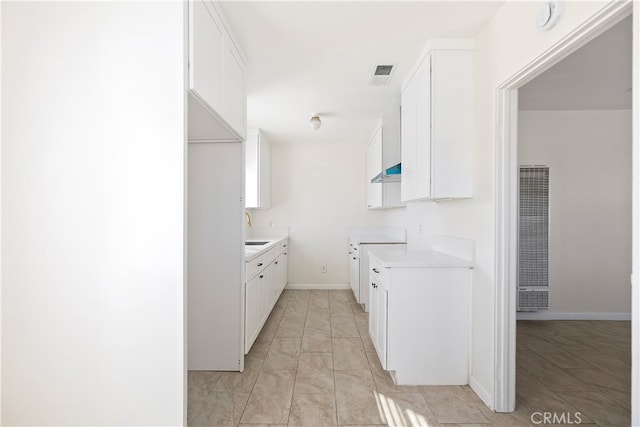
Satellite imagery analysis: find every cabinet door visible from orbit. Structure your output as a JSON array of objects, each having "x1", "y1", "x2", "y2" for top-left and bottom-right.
[
  {"x1": 189, "y1": 0, "x2": 223, "y2": 113},
  {"x1": 414, "y1": 55, "x2": 431, "y2": 199},
  {"x1": 245, "y1": 275, "x2": 259, "y2": 353},
  {"x1": 375, "y1": 286, "x2": 388, "y2": 369},
  {"x1": 349, "y1": 252, "x2": 360, "y2": 301},
  {"x1": 401, "y1": 55, "x2": 431, "y2": 202},
  {"x1": 257, "y1": 268, "x2": 270, "y2": 328},
  {"x1": 366, "y1": 127, "x2": 383, "y2": 209},
  {"x1": 368, "y1": 278, "x2": 377, "y2": 345},
  {"x1": 223, "y1": 32, "x2": 246, "y2": 137},
  {"x1": 401, "y1": 73, "x2": 418, "y2": 202},
  {"x1": 279, "y1": 250, "x2": 288, "y2": 294}
]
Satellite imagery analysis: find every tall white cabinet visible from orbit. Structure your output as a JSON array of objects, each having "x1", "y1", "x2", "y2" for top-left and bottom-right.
[
  {"x1": 401, "y1": 40, "x2": 474, "y2": 202},
  {"x1": 187, "y1": 0, "x2": 247, "y2": 372}
]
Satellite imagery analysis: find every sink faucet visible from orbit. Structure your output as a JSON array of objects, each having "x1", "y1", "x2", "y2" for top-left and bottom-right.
[{"x1": 245, "y1": 211, "x2": 252, "y2": 228}]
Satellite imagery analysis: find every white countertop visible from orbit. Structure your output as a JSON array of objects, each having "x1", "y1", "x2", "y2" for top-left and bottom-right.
[
  {"x1": 350, "y1": 235, "x2": 406, "y2": 245},
  {"x1": 245, "y1": 236, "x2": 288, "y2": 261},
  {"x1": 368, "y1": 249, "x2": 473, "y2": 268}
]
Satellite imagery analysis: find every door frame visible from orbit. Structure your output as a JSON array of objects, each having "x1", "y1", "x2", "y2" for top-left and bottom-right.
[{"x1": 493, "y1": 0, "x2": 636, "y2": 416}]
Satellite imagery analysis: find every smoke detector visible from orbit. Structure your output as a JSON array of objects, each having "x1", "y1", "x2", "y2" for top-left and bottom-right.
[{"x1": 369, "y1": 64, "x2": 396, "y2": 86}]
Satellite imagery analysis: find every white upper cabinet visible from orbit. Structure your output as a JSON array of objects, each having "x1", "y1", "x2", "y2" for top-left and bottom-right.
[
  {"x1": 366, "y1": 126, "x2": 383, "y2": 209},
  {"x1": 188, "y1": 0, "x2": 246, "y2": 141},
  {"x1": 366, "y1": 106, "x2": 404, "y2": 209},
  {"x1": 401, "y1": 40, "x2": 474, "y2": 201},
  {"x1": 245, "y1": 129, "x2": 271, "y2": 209}
]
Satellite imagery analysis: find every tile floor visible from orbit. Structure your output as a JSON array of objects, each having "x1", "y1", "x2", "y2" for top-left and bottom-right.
[{"x1": 188, "y1": 289, "x2": 631, "y2": 426}]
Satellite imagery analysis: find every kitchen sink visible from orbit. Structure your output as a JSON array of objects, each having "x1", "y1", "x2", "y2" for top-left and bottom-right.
[{"x1": 245, "y1": 241, "x2": 269, "y2": 246}]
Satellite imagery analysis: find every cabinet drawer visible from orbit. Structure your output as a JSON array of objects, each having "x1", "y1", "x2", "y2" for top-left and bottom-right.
[
  {"x1": 246, "y1": 247, "x2": 276, "y2": 280},
  {"x1": 369, "y1": 256, "x2": 386, "y2": 288}
]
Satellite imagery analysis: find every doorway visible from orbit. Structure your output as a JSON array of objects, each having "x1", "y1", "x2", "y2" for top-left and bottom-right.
[
  {"x1": 493, "y1": 1, "x2": 637, "y2": 423},
  {"x1": 514, "y1": 15, "x2": 632, "y2": 424}
]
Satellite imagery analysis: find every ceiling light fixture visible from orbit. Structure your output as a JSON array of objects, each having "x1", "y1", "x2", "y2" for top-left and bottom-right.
[{"x1": 309, "y1": 115, "x2": 321, "y2": 130}]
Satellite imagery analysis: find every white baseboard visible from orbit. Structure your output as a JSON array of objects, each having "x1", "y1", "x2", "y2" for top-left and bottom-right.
[
  {"x1": 469, "y1": 376, "x2": 492, "y2": 410},
  {"x1": 516, "y1": 311, "x2": 631, "y2": 321},
  {"x1": 285, "y1": 283, "x2": 350, "y2": 290}
]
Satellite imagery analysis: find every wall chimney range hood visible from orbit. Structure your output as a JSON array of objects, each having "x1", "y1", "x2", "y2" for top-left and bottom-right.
[{"x1": 371, "y1": 163, "x2": 401, "y2": 183}]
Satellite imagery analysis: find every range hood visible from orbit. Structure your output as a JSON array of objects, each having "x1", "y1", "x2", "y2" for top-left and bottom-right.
[{"x1": 371, "y1": 163, "x2": 401, "y2": 183}]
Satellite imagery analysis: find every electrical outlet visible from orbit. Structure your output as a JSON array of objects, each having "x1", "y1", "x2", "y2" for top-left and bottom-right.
[
  {"x1": 418, "y1": 223, "x2": 423, "y2": 234},
  {"x1": 321, "y1": 264, "x2": 327, "y2": 273}
]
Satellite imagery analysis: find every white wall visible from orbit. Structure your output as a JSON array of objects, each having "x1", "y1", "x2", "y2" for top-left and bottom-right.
[
  {"x1": 250, "y1": 141, "x2": 388, "y2": 285},
  {"x1": 384, "y1": 0, "x2": 616, "y2": 408},
  {"x1": 2, "y1": 2, "x2": 186, "y2": 425},
  {"x1": 518, "y1": 110, "x2": 632, "y2": 315}
]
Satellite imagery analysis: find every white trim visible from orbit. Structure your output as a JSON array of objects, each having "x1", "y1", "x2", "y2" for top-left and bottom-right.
[
  {"x1": 469, "y1": 375, "x2": 492, "y2": 409},
  {"x1": 494, "y1": 0, "x2": 633, "y2": 414},
  {"x1": 517, "y1": 312, "x2": 632, "y2": 321},
  {"x1": 285, "y1": 283, "x2": 350, "y2": 290},
  {"x1": 632, "y1": 4, "x2": 640, "y2": 425}
]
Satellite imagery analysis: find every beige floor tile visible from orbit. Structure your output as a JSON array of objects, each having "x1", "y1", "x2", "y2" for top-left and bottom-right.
[
  {"x1": 294, "y1": 369, "x2": 335, "y2": 394},
  {"x1": 240, "y1": 370, "x2": 296, "y2": 425},
  {"x1": 240, "y1": 392, "x2": 293, "y2": 424},
  {"x1": 298, "y1": 352, "x2": 333, "y2": 371},
  {"x1": 367, "y1": 353, "x2": 397, "y2": 393},
  {"x1": 256, "y1": 317, "x2": 280, "y2": 343},
  {"x1": 213, "y1": 367, "x2": 260, "y2": 393},
  {"x1": 333, "y1": 337, "x2": 369, "y2": 370},
  {"x1": 335, "y1": 370, "x2": 376, "y2": 396},
  {"x1": 284, "y1": 303, "x2": 308, "y2": 320},
  {"x1": 330, "y1": 301, "x2": 353, "y2": 315},
  {"x1": 275, "y1": 318, "x2": 305, "y2": 338},
  {"x1": 360, "y1": 329, "x2": 376, "y2": 353},
  {"x1": 248, "y1": 340, "x2": 272, "y2": 358},
  {"x1": 354, "y1": 311, "x2": 369, "y2": 328},
  {"x1": 187, "y1": 391, "x2": 249, "y2": 427},
  {"x1": 331, "y1": 314, "x2": 360, "y2": 337},
  {"x1": 376, "y1": 392, "x2": 437, "y2": 427},
  {"x1": 262, "y1": 338, "x2": 302, "y2": 372},
  {"x1": 477, "y1": 404, "x2": 537, "y2": 426},
  {"x1": 238, "y1": 424, "x2": 286, "y2": 427},
  {"x1": 305, "y1": 310, "x2": 331, "y2": 331},
  {"x1": 427, "y1": 396, "x2": 489, "y2": 424},
  {"x1": 188, "y1": 371, "x2": 221, "y2": 397},
  {"x1": 294, "y1": 352, "x2": 335, "y2": 393},
  {"x1": 309, "y1": 291, "x2": 330, "y2": 310},
  {"x1": 301, "y1": 327, "x2": 332, "y2": 353},
  {"x1": 253, "y1": 370, "x2": 296, "y2": 395},
  {"x1": 336, "y1": 389, "x2": 387, "y2": 425},
  {"x1": 288, "y1": 393, "x2": 337, "y2": 426},
  {"x1": 329, "y1": 290, "x2": 352, "y2": 302}
]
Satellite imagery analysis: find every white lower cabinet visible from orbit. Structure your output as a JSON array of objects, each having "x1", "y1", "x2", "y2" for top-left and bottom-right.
[
  {"x1": 368, "y1": 251, "x2": 472, "y2": 385},
  {"x1": 368, "y1": 273, "x2": 388, "y2": 368},
  {"x1": 348, "y1": 239, "x2": 406, "y2": 312},
  {"x1": 245, "y1": 274, "x2": 260, "y2": 347},
  {"x1": 245, "y1": 239, "x2": 288, "y2": 353}
]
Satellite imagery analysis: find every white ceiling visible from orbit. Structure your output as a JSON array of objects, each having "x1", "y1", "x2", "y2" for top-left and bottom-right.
[
  {"x1": 220, "y1": 1, "x2": 505, "y2": 144},
  {"x1": 519, "y1": 15, "x2": 632, "y2": 111}
]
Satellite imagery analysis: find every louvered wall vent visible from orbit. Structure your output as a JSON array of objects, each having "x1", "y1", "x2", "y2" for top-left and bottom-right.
[
  {"x1": 369, "y1": 64, "x2": 396, "y2": 86},
  {"x1": 518, "y1": 166, "x2": 550, "y2": 312}
]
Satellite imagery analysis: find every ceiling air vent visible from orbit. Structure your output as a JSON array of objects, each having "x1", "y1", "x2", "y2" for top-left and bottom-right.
[{"x1": 369, "y1": 63, "x2": 396, "y2": 86}]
